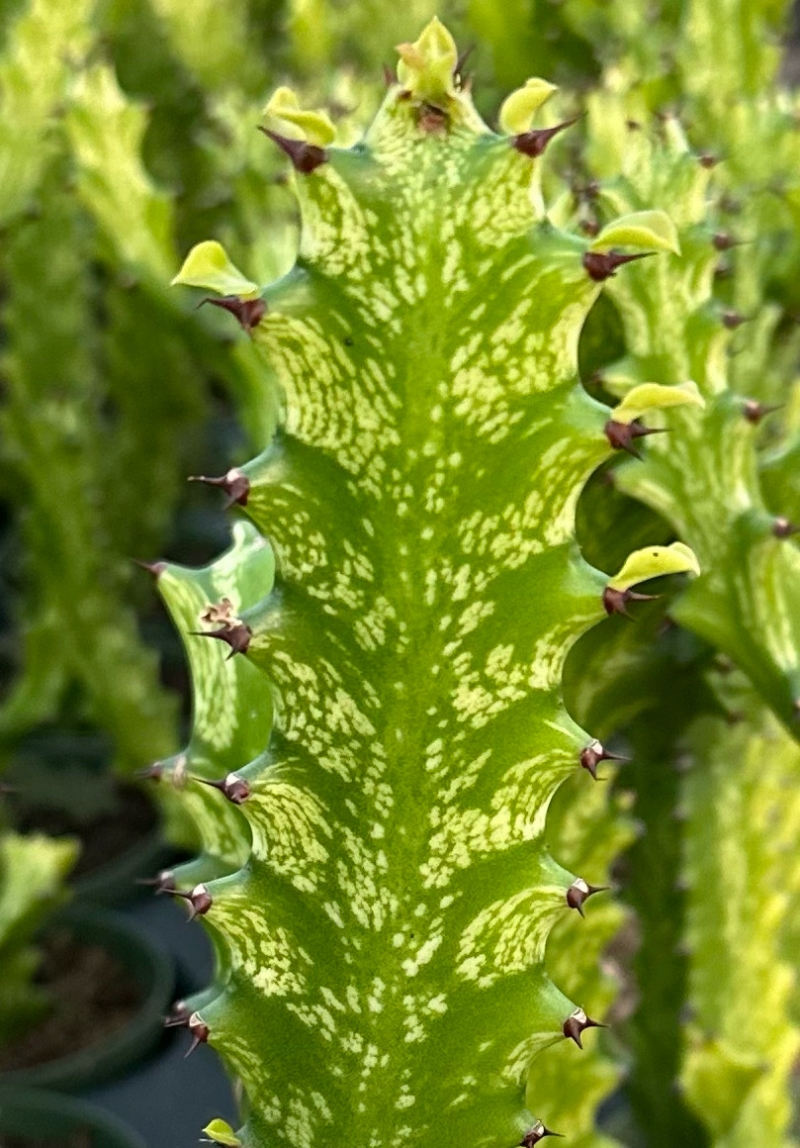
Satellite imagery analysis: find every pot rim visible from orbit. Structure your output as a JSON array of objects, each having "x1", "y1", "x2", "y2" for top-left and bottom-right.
[
  {"x1": 0, "y1": 1085, "x2": 146, "y2": 1148},
  {"x1": 0, "y1": 905, "x2": 174, "y2": 1092}
]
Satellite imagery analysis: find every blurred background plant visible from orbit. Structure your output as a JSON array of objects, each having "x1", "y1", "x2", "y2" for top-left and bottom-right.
[
  {"x1": 0, "y1": 829, "x2": 77, "y2": 1052},
  {"x1": 0, "y1": 0, "x2": 477, "y2": 863}
]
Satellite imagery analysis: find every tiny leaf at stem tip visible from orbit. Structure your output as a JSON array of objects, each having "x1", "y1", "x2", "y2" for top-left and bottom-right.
[
  {"x1": 263, "y1": 86, "x2": 336, "y2": 147},
  {"x1": 590, "y1": 210, "x2": 681, "y2": 255},
  {"x1": 171, "y1": 241, "x2": 260, "y2": 298},
  {"x1": 396, "y1": 17, "x2": 458, "y2": 103},
  {"x1": 499, "y1": 77, "x2": 558, "y2": 134},
  {"x1": 608, "y1": 542, "x2": 701, "y2": 593},
  {"x1": 202, "y1": 1120, "x2": 242, "y2": 1147},
  {"x1": 612, "y1": 380, "x2": 705, "y2": 425}
]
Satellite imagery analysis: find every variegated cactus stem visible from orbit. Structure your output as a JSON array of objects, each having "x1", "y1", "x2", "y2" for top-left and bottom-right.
[
  {"x1": 585, "y1": 103, "x2": 800, "y2": 736},
  {"x1": 164, "y1": 22, "x2": 702, "y2": 1148}
]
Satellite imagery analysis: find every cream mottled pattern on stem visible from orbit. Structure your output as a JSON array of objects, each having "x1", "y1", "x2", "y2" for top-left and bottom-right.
[{"x1": 167, "y1": 22, "x2": 685, "y2": 1148}]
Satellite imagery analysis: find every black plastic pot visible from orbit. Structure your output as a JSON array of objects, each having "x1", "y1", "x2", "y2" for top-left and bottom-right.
[
  {"x1": 0, "y1": 1087, "x2": 146, "y2": 1148},
  {"x1": 4, "y1": 729, "x2": 175, "y2": 907},
  {"x1": 74, "y1": 827, "x2": 175, "y2": 907},
  {"x1": 0, "y1": 905, "x2": 174, "y2": 1093}
]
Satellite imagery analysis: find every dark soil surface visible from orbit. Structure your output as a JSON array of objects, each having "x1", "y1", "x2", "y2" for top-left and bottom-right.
[
  {"x1": 0, "y1": 929, "x2": 142, "y2": 1073},
  {"x1": 11, "y1": 785, "x2": 157, "y2": 878}
]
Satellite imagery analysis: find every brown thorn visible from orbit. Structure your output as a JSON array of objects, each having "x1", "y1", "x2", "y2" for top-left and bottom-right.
[
  {"x1": 603, "y1": 586, "x2": 659, "y2": 617},
  {"x1": 562, "y1": 1007, "x2": 606, "y2": 1049},
  {"x1": 164, "y1": 1000, "x2": 192, "y2": 1029},
  {"x1": 188, "y1": 469, "x2": 250, "y2": 508},
  {"x1": 382, "y1": 64, "x2": 397, "y2": 87},
  {"x1": 136, "y1": 762, "x2": 164, "y2": 782},
  {"x1": 743, "y1": 399, "x2": 782, "y2": 424},
  {"x1": 172, "y1": 883, "x2": 213, "y2": 919},
  {"x1": 520, "y1": 1123, "x2": 563, "y2": 1145},
  {"x1": 184, "y1": 1014, "x2": 210, "y2": 1057},
  {"x1": 583, "y1": 250, "x2": 653, "y2": 282},
  {"x1": 721, "y1": 309, "x2": 747, "y2": 329},
  {"x1": 566, "y1": 878, "x2": 610, "y2": 916},
  {"x1": 712, "y1": 231, "x2": 739, "y2": 251},
  {"x1": 604, "y1": 419, "x2": 668, "y2": 457},
  {"x1": 513, "y1": 116, "x2": 580, "y2": 158},
  {"x1": 257, "y1": 127, "x2": 328, "y2": 174},
  {"x1": 189, "y1": 623, "x2": 252, "y2": 659},
  {"x1": 195, "y1": 772, "x2": 251, "y2": 805},
  {"x1": 773, "y1": 516, "x2": 800, "y2": 539},
  {"x1": 133, "y1": 558, "x2": 167, "y2": 579},
  {"x1": 198, "y1": 295, "x2": 266, "y2": 334},
  {"x1": 136, "y1": 869, "x2": 176, "y2": 895},
  {"x1": 603, "y1": 586, "x2": 634, "y2": 618},
  {"x1": 453, "y1": 44, "x2": 475, "y2": 86},
  {"x1": 580, "y1": 739, "x2": 629, "y2": 780}
]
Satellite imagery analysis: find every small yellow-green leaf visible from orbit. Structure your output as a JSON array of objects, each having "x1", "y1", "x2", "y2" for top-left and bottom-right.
[
  {"x1": 498, "y1": 78, "x2": 558, "y2": 135},
  {"x1": 613, "y1": 381, "x2": 705, "y2": 425},
  {"x1": 171, "y1": 241, "x2": 259, "y2": 298},
  {"x1": 609, "y1": 542, "x2": 701, "y2": 592},
  {"x1": 202, "y1": 1119, "x2": 241, "y2": 1147},
  {"x1": 263, "y1": 86, "x2": 336, "y2": 148},
  {"x1": 396, "y1": 17, "x2": 458, "y2": 103},
  {"x1": 590, "y1": 210, "x2": 681, "y2": 255}
]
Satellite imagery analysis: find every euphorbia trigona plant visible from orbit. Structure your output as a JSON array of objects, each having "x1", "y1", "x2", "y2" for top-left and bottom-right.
[{"x1": 158, "y1": 19, "x2": 704, "y2": 1148}]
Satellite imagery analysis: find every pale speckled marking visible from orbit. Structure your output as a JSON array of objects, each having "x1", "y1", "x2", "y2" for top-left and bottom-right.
[
  {"x1": 456, "y1": 889, "x2": 563, "y2": 986},
  {"x1": 504, "y1": 1031, "x2": 564, "y2": 1085},
  {"x1": 298, "y1": 166, "x2": 383, "y2": 277},
  {"x1": 212, "y1": 896, "x2": 313, "y2": 999},
  {"x1": 246, "y1": 780, "x2": 332, "y2": 891},
  {"x1": 258, "y1": 315, "x2": 402, "y2": 485},
  {"x1": 179, "y1": 784, "x2": 248, "y2": 866}
]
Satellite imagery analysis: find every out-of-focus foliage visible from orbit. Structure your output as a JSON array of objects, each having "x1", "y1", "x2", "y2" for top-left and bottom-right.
[
  {"x1": 0, "y1": 829, "x2": 78, "y2": 1049},
  {"x1": 0, "y1": 0, "x2": 285, "y2": 781},
  {"x1": 0, "y1": 0, "x2": 477, "y2": 784},
  {"x1": 681, "y1": 681, "x2": 800, "y2": 1148}
]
